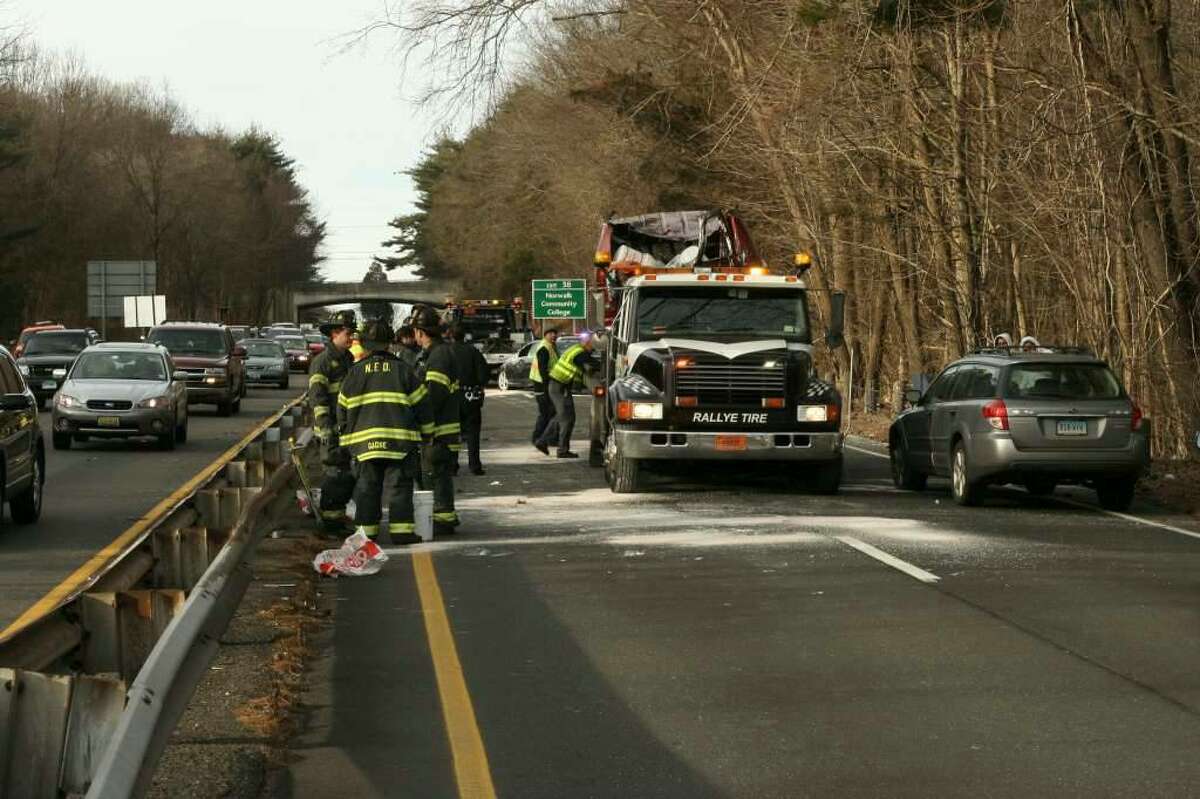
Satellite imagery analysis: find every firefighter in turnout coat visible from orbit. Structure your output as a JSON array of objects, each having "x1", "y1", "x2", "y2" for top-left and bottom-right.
[
  {"x1": 449, "y1": 323, "x2": 491, "y2": 475},
  {"x1": 307, "y1": 310, "x2": 358, "y2": 533},
  {"x1": 411, "y1": 305, "x2": 461, "y2": 534},
  {"x1": 336, "y1": 319, "x2": 432, "y2": 546}
]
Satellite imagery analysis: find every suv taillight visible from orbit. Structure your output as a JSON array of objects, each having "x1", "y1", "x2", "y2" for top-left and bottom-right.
[
  {"x1": 982, "y1": 399, "x2": 1009, "y2": 431},
  {"x1": 1131, "y1": 403, "x2": 1144, "y2": 431}
]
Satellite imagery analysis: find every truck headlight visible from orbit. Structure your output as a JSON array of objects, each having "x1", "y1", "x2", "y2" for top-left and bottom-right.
[
  {"x1": 618, "y1": 401, "x2": 663, "y2": 421},
  {"x1": 52, "y1": 368, "x2": 67, "y2": 378},
  {"x1": 18, "y1": 364, "x2": 29, "y2": 376},
  {"x1": 798, "y1": 405, "x2": 829, "y2": 422}
]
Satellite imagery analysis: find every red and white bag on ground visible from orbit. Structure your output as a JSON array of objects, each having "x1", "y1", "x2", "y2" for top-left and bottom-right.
[{"x1": 312, "y1": 531, "x2": 388, "y2": 577}]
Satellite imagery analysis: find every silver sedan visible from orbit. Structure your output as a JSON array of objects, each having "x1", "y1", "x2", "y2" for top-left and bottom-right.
[{"x1": 51, "y1": 343, "x2": 189, "y2": 451}]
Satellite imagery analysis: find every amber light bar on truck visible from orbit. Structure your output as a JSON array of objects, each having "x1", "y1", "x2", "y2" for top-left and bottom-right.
[{"x1": 639, "y1": 272, "x2": 800, "y2": 283}]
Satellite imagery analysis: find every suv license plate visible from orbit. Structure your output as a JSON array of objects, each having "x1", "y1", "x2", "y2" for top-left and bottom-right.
[
  {"x1": 97, "y1": 416, "x2": 121, "y2": 428},
  {"x1": 715, "y1": 435, "x2": 747, "y2": 451},
  {"x1": 1056, "y1": 420, "x2": 1088, "y2": 436},
  {"x1": 41, "y1": 381, "x2": 57, "y2": 390}
]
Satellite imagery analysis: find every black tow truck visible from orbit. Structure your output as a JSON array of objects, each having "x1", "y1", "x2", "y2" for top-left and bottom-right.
[{"x1": 587, "y1": 210, "x2": 846, "y2": 493}]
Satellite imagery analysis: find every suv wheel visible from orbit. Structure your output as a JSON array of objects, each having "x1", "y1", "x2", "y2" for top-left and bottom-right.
[
  {"x1": 497, "y1": 371, "x2": 509, "y2": 391},
  {"x1": 10, "y1": 450, "x2": 43, "y2": 524},
  {"x1": 52, "y1": 431, "x2": 72, "y2": 450},
  {"x1": 1096, "y1": 476, "x2": 1136, "y2": 511},
  {"x1": 231, "y1": 393, "x2": 242, "y2": 414},
  {"x1": 890, "y1": 439, "x2": 927, "y2": 491},
  {"x1": 217, "y1": 399, "x2": 233, "y2": 417},
  {"x1": 951, "y1": 441, "x2": 983, "y2": 506},
  {"x1": 176, "y1": 412, "x2": 188, "y2": 444}
]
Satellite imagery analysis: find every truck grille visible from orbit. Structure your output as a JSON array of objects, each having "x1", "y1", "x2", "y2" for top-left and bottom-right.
[
  {"x1": 87, "y1": 400, "x2": 133, "y2": 411},
  {"x1": 29, "y1": 366, "x2": 56, "y2": 377},
  {"x1": 179, "y1": 368, "x2": 206, "y2": 383},
  {"x1": 674, "y1": 358, "x2": 786, "y2": 405}
]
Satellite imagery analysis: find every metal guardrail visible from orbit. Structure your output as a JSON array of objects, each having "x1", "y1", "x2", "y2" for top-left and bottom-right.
[{"x1": 0, "y1": 397, "x2": 310, "y2": 799}]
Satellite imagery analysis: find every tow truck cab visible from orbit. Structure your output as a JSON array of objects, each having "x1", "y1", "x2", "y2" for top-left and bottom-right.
[{"x1": 589, "y1": 211, "x2": 845, "y2": 493}]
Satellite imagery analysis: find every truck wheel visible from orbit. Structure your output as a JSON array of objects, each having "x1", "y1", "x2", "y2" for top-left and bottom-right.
[
  {"x1": 950, "y1": 441, "x2": 983, "y2": 506},
  {"x1": 610, "y1": 450, "x2": 641, "y2": 493},
  {"x1": 1096, "y1": 476, "x2": 1136, "y2": 511},
  {"x1": 217, "y1": 399, "x2": 233, "y2": 417},
  {"x1": 53, "y1": 431, "x2": 72, "y2": 450},
  {"x1": 890, "y1": 441, "x2": 926, "y2": 491},
  {"x1": 812, "y1": 456, "x2": 842, "y2": 495}
]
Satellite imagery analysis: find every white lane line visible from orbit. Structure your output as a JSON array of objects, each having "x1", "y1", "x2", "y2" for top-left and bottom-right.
[
  {"x1": 1054, "y1": 497, "x2": 1200, "y2": 542},
  {"x1": 845, "y1": 443, "x2": 889, "y2": 460},
  {"x1": 835, "y1": 536, "x2": 941, "y2": 583}
]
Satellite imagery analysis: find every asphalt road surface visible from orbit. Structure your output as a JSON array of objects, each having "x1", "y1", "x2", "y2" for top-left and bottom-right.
[
  {"x1": 282, "y1": 389, "x2": 1200, "y2": 799},
  {"x1": 0, "y1": 375, "x2": 306, "y2": 632}
]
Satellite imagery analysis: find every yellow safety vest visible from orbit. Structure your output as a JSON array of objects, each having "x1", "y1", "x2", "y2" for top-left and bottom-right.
[
  {"x1": 350, "y1": 339, "x2": 366, "y2": 362},
  {"x1": 528, "y1": 338, "x2": 559, "y2": 384},
  {"x1": 549, "y1": 344, "x2": 585, "y2": 384}
]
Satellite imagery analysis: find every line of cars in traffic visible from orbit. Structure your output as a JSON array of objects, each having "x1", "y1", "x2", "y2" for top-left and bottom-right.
[{"x1": 0, "y1": 319, "x2": 317, "y2": 525}]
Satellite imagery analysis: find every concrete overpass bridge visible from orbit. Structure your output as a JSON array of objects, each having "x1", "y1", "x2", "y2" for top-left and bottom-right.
[{"x1": 273, "y1": 279, "x2": 464, "y2": 321}]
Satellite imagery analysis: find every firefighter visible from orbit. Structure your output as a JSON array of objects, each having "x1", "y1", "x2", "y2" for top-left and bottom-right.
[
  {"x1": 449, "y1": 323, "x2": 491, "y2": 475},
  {"x1": 307, "y1": 310, "x2": 358, "y2": 534},
  {"x1": 411, "y1": 305, "x2": 462, "y2": 534},
  {"x1": 535, "y1": 329, "x2": 596, "y2": 459},
  {"x1": 529, "y1": 326, "x2": 560, "y2": 454},
  {"x1": 336, "y1": 319, "x2": 432, "y2": 545},
  {"x1": 395, "y1": 324, "x2": 420, "y2": 369}
]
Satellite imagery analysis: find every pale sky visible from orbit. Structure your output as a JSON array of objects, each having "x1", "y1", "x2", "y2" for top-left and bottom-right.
[{"x1": 9, "y1": 0, "x2": 437, "y2": 283}]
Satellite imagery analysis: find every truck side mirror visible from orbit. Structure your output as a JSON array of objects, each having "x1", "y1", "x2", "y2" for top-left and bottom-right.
[{"x1": 825, "y1": 291, "x2": 845, "y2": 348}]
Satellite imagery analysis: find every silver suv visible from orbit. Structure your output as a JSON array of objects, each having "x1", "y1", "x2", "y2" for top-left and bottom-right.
[{"x1": 888, "y1": 348, "x2": 1150, "y2": 510}]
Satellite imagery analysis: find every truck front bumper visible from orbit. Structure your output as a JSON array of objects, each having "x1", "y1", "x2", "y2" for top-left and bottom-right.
[{"x1": 615, "y1": 429, "x2": 842, "y2": 462}]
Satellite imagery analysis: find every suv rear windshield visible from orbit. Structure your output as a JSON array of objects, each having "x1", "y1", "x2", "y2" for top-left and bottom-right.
[
  {"x1": 245, "y1": 341, "x2": 284, "y2": 357},
  {"x1": 24, "y1": 332, "x2": 88, "y2": 355},
  {"x1": 1004, "y1": 363, "x2": 1122, "y2": 400},
  {"x1": 636, "y1": 287, "x2": 810, "y2": 342},
  {"x1": 74, "y1": 352, "x2": 166, "y2": 381},
  {"x1": 147, "y1": 329, "x2": 227, "y2": 356}
]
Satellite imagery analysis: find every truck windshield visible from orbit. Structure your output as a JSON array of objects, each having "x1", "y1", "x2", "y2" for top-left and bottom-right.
[
  {"x1": 147, "y1": 329, "x2": 226, "y2": 356},
  {"x1": 24, "y1": 332, "x2": 88, "y2": 355},
  {"x1": 636, "y1": 287, "x2": 810, "y2": 342}
]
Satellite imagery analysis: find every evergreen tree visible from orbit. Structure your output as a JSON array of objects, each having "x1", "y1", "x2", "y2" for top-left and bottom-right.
[{"x1": 375, "y1": 137, "x2": 462, "y2": 279}]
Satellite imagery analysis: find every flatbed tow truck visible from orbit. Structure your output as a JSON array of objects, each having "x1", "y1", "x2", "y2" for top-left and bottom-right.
[{"x1": 587, "y1": 210, "x2": 846, "y2": 493}]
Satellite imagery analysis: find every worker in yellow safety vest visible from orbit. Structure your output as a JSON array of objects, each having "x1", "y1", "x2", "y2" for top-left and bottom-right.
[
  {"x1": 529, "y1": 326, "x2": 559, "y2": 453},
  {"x1": 535, "y1": 330, "x2": 595, "y2": 458},
  {"x1": 307, "y1": 310, "x2": 358, "y2": 534}
]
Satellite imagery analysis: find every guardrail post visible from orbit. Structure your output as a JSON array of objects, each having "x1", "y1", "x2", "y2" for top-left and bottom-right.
[
  {"x1": 262, "y1": 427, "x2": 283, "y2": 471},
  {"x1": 61, "y1": 676, "x2": 125, "y2": 796},
  {"x1": 151, "y1": 527, "x2": 183, "y2": 588},
  {"x1": 246, "y1": 459, "x2": 265, "y2": 487},
  {"x1": 226, "y1": 461, "x2": 248, "y2": 488},
  {"x1": 243, "y1": 441, "x2": 264, "y2": 461},
  {"x1": 218, "y1": 489, "x2": 242, "y2": 532},
  {"x1": 194, "y1": 489, "x2": 220, "y2": 531},
  {"x1": 81, "y1": 591, "x2": 186, "y2": 681},
  {"x1": 179, "y1": 528, "x2": 210, "y2": 589},
  {"x1": 0, "y1": 668, "x2": 72, "y2": 799}
]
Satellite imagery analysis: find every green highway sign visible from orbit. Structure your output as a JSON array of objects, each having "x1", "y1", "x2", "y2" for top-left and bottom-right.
[{"x1": 531, "y1": 278, "x2": 587, "y2": 319}]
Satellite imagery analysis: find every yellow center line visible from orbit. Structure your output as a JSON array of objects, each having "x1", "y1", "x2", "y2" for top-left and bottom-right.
[
  {"x1": 412, "y1": 551, "x2": 497, "y2": 799},
  {"x1": 0, "y1": 397, "x2": 302, "y2": 643}
]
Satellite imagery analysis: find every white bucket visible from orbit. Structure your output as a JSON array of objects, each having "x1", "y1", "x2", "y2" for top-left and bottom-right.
[{"x1": 413, "y1": 491, "x2": 434, "y2": 541}]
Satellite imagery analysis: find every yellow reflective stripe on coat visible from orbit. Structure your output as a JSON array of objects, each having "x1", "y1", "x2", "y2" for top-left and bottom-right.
[
  {"x1": 309, "y1": 373, "x2": 329, "y2": 387},
  {"x1": 329, "y1": 381, "x2": 342, "y2": 393},
  {"x1": 313, "y1": 406, "x2": 330, "y2": 417},
  {"x1": 340, "y1": 427, "x2": 422, "y2": 445},
  {"x1": 432, "y1": 422, "x2": 461, "y2": 436},
  {"x1": 338, "y1": 390, "x2": 419, "y2": 409},
  {"x1": 409, "y1": 384, "x2": 429, "y2": 404},
  {"x1": 420, "y1": 422, "x2": 436, "y2": 435},
  {"x1": 388, "y1": 522, "x2": 415, "y2": 533},
  {"x1": 356, "y1": 450, "x2": 412, "y2": 462},
  {"x1": 426, "y1": 370, "x2": 453, "y2": 388}
]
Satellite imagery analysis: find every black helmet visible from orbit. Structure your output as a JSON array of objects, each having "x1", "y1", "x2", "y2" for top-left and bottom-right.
[
  {"x1": 359, "y1": 319, "x2": 394, "y2": 349},
  {"x1": 319, "y1": 309, "x2": 357, "y2": 337},
  {"x1": 410, "y1": 304, "x2": 442, "y2": 334}
]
